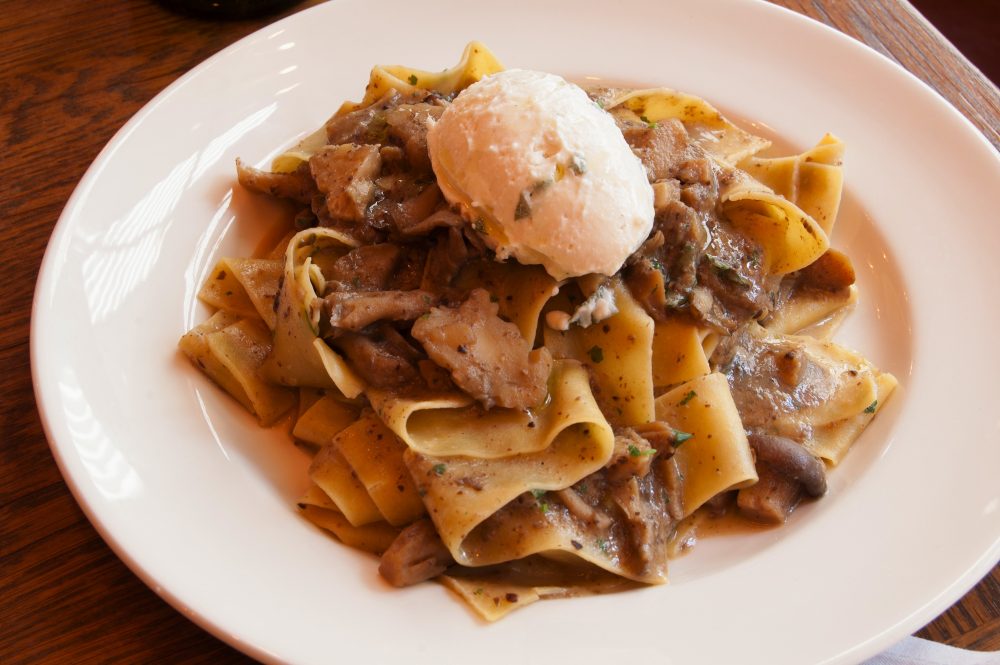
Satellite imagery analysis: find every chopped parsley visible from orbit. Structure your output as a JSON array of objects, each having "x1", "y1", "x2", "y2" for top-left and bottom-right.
[
  {"x1": 432, "y1": 463, "x2": 446, "y2": 476},
  {"x1": 679, "y1": 390, "x2": 697, "y2": 406},
  {"x1": 672, "y1": 429, "x2": 694, "y2": 446},
  {"x1": 706, "y1": 254, "x2": 752, "y2": 288},
  {"x1": 516, "y1": 178, "x2": 553, "y2": 219},
  {"x1": 407, "y1": 74, "x2": 418, "y2": 85},
  {"x1": 530, "y1": 489, "x2": 550, "y2": 514},
  {"x1": 864, "y1": 400, "x2": 878, "y2": 414},
  {"x1": 588, "y1": 345, "x2": 604, "y2": 363},
  {"x1": 627, "y1": 444, "x2": 656, "y2": 457}
]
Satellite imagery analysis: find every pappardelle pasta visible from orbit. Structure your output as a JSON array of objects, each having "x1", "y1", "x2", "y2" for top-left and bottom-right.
[{"x1": 179, "y1": 43, "x2": 896, "y2": 621}]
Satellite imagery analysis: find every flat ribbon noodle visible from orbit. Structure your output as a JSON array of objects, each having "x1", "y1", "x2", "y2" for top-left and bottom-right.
[
  {"x1": 441, "y1": 555, "x2": 636, "y2": 622},
  {"x1": 298, "y1": 484, "x2": 400, "y2": 554},
  {"x1": 263, "y1": 228, "x2": 365, "y2": 398},
  {"x1": 651, "y1": 317, "x2": 711, "y2": 390},
  {"x1": 339, "y1": 41, "x2": 504, "y2": 115},
  {"x1": 331, "y1": 414, "x2": 427, "y2": 527},
  {"x1": 809, "y1": 372, "x2": 897, "y2": 463},
  {"x1": 179, "y1": 312, "x2": 295, "y2": 426},
  {"x1": 309, "y1": 442, "x2": 384, "y2": 526},
  {"x1": 718, "y1": 169, "x2": 830, "y2": 275},
  {"x1": 764, "y1": 285, "x2": 858, "y2": 339},
  {"x1": 606, "y1": 88, "x2": 771, "y2": 165},
  {"x1": 387, "y1": 361, "x2": 614, "y2": 564},
  {"x1": 543, "y1": 280, "x2": 655, "y2": 427},
  {"x1": 292, "y1": 393, "x2": 360, "y2": 450},
  {"x1": 654, "y1": 373, "x2": 758, "y2": 517},
  {"x1": 739, "y1": 134, "x2": 845, "y2": 236},
  {"x1": 369, "y1": 360, "x2": 604, "y2": 458},
  {"x1": 198, "y1": 258, "x2": 283, "y2": 329}
]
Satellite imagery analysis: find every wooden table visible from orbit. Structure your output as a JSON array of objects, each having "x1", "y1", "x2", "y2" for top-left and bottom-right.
[{"x1": 2, "y1": 0, "x2": 997, "y2": 662}]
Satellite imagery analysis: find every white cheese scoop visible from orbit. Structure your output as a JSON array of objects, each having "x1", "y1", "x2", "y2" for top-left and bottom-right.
[{"x1": 427, "y1": 69, "x2": 654, "y2": 280}]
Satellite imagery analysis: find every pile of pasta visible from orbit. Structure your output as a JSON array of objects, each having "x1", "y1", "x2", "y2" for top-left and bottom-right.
[{"x1": 179, "y1": 43, "x2": 896, "y2": 620}]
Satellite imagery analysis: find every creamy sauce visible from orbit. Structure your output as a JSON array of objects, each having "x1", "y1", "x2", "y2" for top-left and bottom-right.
[{"x1": 667, "y1": 504, "x2": 776, "y2": 559}]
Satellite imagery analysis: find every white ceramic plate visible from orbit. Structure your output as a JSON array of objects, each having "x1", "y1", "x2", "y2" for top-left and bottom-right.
[{"x1": 32, "y1": 1, "x2": 1000, "y2": 663}]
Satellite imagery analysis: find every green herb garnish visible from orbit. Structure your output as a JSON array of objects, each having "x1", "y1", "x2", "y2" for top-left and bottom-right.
[
  {"x1": 672, "y1": 429, "x2": 694, "y2": 446},
  {"x1": 408, "y1": 74, "x2": 418, "y2": 85},
  {"x1": 864, "y1": 400, "x2": 878, "y2": 414},
  {"x1": 627, "y1": 444, "x2": 656, "y2": 457},
  {"x1": 432, "y1": 463, "x2": 446, "y2": 475},
  {"x1": 706, "y1": 254, "x2": 752, "y2": 288},
  {"x1": 679, "y1": 390, "x2": 697, "y2": 406}
]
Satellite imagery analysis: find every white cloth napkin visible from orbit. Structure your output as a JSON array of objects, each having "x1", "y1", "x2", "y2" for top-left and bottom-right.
[{"x1": 864, "y1": 637, "x2": 1000, "y2": 665}]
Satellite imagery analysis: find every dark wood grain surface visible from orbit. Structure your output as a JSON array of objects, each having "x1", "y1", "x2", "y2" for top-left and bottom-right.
[{"x1": 1, "y1": 1, "x2": 997, "y2": 663}]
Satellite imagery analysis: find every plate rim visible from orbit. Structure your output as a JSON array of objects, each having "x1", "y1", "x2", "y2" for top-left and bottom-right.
[{"x1": 30, "y1": 1, "x2": 1000, "y2": 663}]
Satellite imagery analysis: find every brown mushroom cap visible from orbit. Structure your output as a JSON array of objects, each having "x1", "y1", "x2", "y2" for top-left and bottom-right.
[{"x1": 747, "y1": 432, "x2": 828, "y2": 497}]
